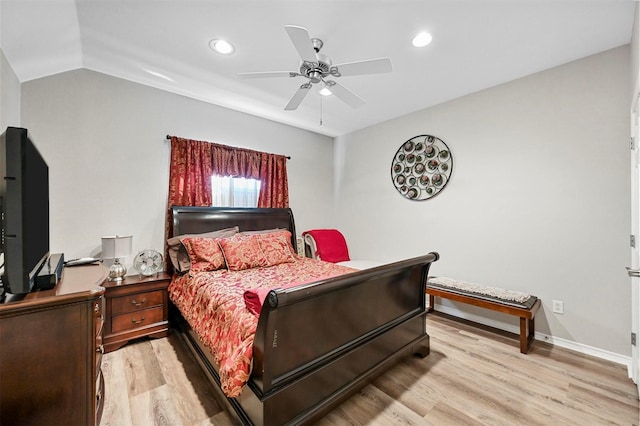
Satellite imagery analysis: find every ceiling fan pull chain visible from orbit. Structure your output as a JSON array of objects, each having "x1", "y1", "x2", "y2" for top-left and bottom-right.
[{"x1": 320, "y1": 95, "x2": 323, "y2": 127}]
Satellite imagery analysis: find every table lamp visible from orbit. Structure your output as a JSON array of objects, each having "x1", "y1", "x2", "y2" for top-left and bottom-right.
[{"x1": 101, "y1": 235, "x2": 133, "y2": 282}]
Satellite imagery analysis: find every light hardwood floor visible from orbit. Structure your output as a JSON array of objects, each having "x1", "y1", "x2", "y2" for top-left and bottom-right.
[{"x1": 101, "y1": 313, "x2": 640, "y2": 425}]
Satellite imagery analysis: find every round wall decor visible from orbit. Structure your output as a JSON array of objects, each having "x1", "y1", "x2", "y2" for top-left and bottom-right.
[{"x1": 391, "y1": 134, "x2": 453, "y2": 200}]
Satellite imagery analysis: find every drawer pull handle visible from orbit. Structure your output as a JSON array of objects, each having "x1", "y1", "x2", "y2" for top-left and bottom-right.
[
  {"x1": 97, "y1": 344, "x2": 104, "y2": 354},
  {"x1": 131, "y1": 298, "x2": 147, "y2": 307},
  {"x1": 131, "y1": 316, "x2": 146, "y2": 324}
]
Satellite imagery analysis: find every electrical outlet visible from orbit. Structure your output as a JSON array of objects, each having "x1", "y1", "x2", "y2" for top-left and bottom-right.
[{"x1": 552, "y1": 300, "x2": 564, "y2": 314}]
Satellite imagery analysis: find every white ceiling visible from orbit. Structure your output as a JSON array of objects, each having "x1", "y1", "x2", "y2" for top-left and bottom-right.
[{"x1": 0, "y1": 0, "x2": 635, "y2": 137}]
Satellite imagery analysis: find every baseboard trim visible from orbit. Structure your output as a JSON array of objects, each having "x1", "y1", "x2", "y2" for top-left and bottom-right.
[{"x1": 431, "y1": 304, "x2": 632, "y2": 376}]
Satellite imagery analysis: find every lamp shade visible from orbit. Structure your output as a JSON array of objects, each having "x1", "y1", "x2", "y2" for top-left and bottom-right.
[{"x1": 101, "y1": 235, "x2": 133, "y2": 259}]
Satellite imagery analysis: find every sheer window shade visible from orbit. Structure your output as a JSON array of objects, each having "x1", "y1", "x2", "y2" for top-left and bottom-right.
[{"x1": 211, "y1": 175, "x2": 261, "y2": 207}]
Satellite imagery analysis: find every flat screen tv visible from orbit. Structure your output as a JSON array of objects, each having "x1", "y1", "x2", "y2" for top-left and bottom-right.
[{"x1": 0, "y1": 127, "x2": 50, "y2": 295}]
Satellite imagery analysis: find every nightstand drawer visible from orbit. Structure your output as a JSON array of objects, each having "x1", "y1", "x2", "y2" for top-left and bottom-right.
[
  {"x1": 111, "y1": 290, "x2": 163, "y2": 315},
  {"x1": 111, "y1": 306, "x2": 164, "y2": 333}
]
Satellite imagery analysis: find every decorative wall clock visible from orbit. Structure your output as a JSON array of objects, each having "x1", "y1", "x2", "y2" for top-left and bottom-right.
[{"x1": 391, "y1": 134, "x2": 453, "y2": 200}]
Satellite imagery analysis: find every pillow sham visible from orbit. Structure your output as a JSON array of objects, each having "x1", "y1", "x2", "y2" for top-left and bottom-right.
[
  {"x1": 219, "y1": 234, "x2": 268, "y2": 271},
  {"x1": 167, "y1": 226, "x2": 238, "y2": 272},
  {"x1": 181, "y1": 237, "x2": 226, "y2": 273},
  {"x1": 257, "y1": 230, "x2": 296, "y2": 266},
  {"x1": 240, "y1": 228, "x2": 287, "y2": 235}
]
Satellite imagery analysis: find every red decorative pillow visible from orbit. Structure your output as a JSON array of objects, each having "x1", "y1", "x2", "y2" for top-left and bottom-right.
[
  {"x1": 219, "y1": 234, "x2": 268, "y2": 271},
  {"x1": 167, "y1": 226, "x2": 238, "y2": 272},
  {"x1": 181, "y1": 237, "x2": 226, "y2": 273},
  {"x1": 257, "y1": 230, "x2": 296, "y2": 266}
]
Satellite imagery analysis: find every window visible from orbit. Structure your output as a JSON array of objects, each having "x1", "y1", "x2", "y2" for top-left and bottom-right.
[{"x1": 211, "y1": 175, "x2": 261, "y2": 207}]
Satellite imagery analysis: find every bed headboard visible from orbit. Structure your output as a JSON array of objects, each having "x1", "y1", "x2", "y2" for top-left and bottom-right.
[{"x1": 171, "y1": 206, "x2": 297, "y2": 251}]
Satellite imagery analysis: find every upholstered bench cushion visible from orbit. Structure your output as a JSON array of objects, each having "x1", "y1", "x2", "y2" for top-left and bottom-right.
[{"x1": 427, "y1": 277, "x2": 538, "y2": 310}]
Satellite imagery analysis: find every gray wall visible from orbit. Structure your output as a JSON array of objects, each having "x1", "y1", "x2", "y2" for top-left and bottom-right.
[
  {"x1": 335, "y1": 46, "x2": 631, "y2": 356},
  {"x1": 0, "y1": 49, "x2": 20, "y2": 129},
  {"x1": 21, "y1": 69, "x2": 334, "y2": 266},
  {"x1": 15, "y1": 45, "x2": 635, "y2": 358},
  {"x1": 633, "y1": 4, "x2": 639, "y2": 96}
]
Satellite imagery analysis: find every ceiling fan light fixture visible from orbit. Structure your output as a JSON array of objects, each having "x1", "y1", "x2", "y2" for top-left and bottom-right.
[
  {"x1": 412, "y1": 32, "x2": 433, "y2": 48},
  {"x1": 209, "y1": 38, "x2": 235, "y2": 55},
  {"x1": 319, "y1": 82, "x2": 332, "y2": 96}
]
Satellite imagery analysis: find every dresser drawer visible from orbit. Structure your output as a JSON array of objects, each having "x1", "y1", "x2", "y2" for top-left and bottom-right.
[
  {"x1": 94, "y1": 300, "x2": 104, "y2": 343},
  {"x1": 96, "y1": 319, "x2": 104, "y2": 346},
  {"x1": 96, "y1": 369, "x2": 105, "y2": 425},
  {"x1": 111, "y1": 290, "x2": 163, "y2": 315},
  {"x1": 111, "y1": 306, "x2": 164, "y2": 333},
  {"x1": 93, "y1": 299, "x2": 103, "y2": 317},
  {"x1": 96, "y1": 345, "x2": 103, "y2": 379}
]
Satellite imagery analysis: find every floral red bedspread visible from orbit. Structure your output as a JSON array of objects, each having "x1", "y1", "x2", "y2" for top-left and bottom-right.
[{"x1": 168, "y1": 256, "x2": 355, "y2": 397}]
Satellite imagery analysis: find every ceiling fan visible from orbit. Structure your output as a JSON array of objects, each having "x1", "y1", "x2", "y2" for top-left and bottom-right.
[{"x1": 238, "y1": 25, "x2": 392, "y2": 111}]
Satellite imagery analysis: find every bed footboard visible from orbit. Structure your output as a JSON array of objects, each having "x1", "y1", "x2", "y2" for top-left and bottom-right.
[{"x1": 248, "y1": 252, "x2": 438, "y2": 425}]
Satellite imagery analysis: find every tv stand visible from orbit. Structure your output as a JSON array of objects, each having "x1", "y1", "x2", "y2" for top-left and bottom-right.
[{"x1": 0, "y1": 265, "x2": 107, "y2": 425}]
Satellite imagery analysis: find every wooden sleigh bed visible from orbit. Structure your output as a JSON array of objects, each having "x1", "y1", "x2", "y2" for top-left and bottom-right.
[{"x1": 169, "y1": 206, "x2": 439, "y2": 425}]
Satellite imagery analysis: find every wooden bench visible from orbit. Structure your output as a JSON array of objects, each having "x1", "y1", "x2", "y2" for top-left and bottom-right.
[{"x1": 426, "y1": 281, "x2": 541, "y2": 354}]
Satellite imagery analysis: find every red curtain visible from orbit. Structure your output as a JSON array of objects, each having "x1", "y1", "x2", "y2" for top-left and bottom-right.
[
  {"x1": 167, "y1": 137, "x2": 213, "y2": 207},
  {"x1": 165, "y1": 136, "x2": 289, "y2": 258},
  {"x1": 258, "y1": 152, "x2": 289, "y2": 208}
]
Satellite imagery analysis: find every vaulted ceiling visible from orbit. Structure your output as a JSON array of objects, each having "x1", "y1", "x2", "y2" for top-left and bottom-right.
[{"x1": 0, "y1": 0, "x2": 635, "y2": 137}]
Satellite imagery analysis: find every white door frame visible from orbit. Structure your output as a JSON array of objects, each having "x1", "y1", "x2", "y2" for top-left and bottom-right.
[{"x1": 629, "y1": 85, "x2": 640, "y2": 395}]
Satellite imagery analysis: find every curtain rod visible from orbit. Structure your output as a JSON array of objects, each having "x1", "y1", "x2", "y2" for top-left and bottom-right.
[{"x1": 165, "y1": 135, "x2": 291, "y2": 160}]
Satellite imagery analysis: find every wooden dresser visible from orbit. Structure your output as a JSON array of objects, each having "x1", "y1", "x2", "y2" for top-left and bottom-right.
[
  {"x1": 0, "y1": 264, "x2": 107, "y2": 426},
  {"x1": 102, "y1": 272, "x2": 171, "y2": 353}
]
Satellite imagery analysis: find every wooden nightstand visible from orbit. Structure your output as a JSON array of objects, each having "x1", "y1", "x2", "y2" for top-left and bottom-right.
[{"x1": 102, "y1": 272, "x2": 171, "y2": 353}]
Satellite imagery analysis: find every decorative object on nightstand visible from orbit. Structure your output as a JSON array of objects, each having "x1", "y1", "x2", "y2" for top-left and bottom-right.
[
  {"x1": 391, "y1": 134, "x2": 453, "y2": 201},
  {"x1": 101, "y1": 235, "x2": 133, "y2": 282},
  {"x1": 133, "y1": 249, "x2": 164, "y2": 276}
]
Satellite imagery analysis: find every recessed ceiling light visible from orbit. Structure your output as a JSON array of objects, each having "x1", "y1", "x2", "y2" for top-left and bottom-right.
[
  {"x1": 209, "y1": 38, "x2": 235, "y2": 55},
  {"x1": 412, "y1": 32, "x2": 433, "y2": 48}
]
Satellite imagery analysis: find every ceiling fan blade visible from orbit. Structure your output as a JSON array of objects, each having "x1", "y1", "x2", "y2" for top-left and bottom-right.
[
  {"x1": 327, "y1": 81, "x2": 365, "y2": 108},
  {"x1": 332, "y1": 58, "x2": 392, "y2": 77},
  {"x1": 238, "y1": 71, "x2": 296, "y2": 79},
  {"x1": 284, "y1": 83, "x2": 312, "y2": 110},
  {"x1": 284, "y1": 25, "x2": 317, "y2": 63}
]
